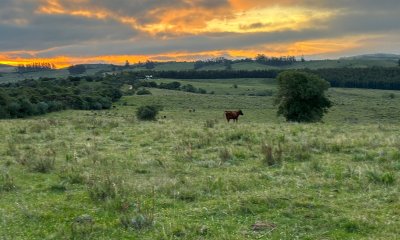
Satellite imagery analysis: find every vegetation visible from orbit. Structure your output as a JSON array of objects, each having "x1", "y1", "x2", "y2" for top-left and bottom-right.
[
  {"x1": 138, "y1": 80, "x2": 207, "y2": 94},
  {"x1": 311, "y1": 67, "x2": 400, "y2": 90},
  {"x1": 275, "y1": 71, "x2": 332, "y2": 122},
  {"x1": 0, "y1": 76, "x2": 122, "y2": 119},
  {"x1": 111, "y1": 67, "x2": 400, "y2": 91},
  {"x1": 68, "y1": 64, "x2": 87, "y2": 75},
  {"x1": 136, "y1": 88, "x2": 152, "y2": 95},
  {"x1": 255, "y1": 54, "x2": 297, "y2": 66},
  {"x1": 136, "y1": 105, "x2": 160, "y2": 120},
  {"x1": 16, "y1": 62, "x2": 55, "y2": 73},
  {"x1": 0, "y1": 79, "x2": 399, "y2": 238}
]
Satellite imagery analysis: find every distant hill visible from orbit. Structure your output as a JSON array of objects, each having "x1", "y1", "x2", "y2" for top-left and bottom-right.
[
  {"x1": 0, "y1": 64, "x2": 15, "y2": 73},
  {"x1": 341, "y1": 53, "x2": 400, "y2": 61}
]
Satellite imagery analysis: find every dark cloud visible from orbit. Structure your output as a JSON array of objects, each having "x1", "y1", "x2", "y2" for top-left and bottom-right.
[
  {"x1": 0, "y1": 14, "x2": 137, "y2": 51},
  {"x1": 239, "y1": 22, "x2": 272, "y2": 30}
]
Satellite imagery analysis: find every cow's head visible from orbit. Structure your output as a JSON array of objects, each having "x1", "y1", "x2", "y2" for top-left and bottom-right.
[{"x1": 238, "y1": 110, "x2": 243, "y2": 115}]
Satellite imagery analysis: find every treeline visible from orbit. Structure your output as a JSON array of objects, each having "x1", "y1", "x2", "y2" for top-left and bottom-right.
[
  {"x1": 16, "y1": 62, "x2": 56, "y2": 73},
  {"x1": 0, "y1": 76, "x2": 122, "y2": 119},
  {"x1": 138, "y1": 81, "x2": 207, "y2": 94},
  {"x1": 150, "y1": 70, "x2": 279, "y2": 79},
  {"x1": 194, "y1": 57, "x2": 232, "y2": 70},
  {"x1": 193, "y1": 55, "x2": 298, "y2": 69},
  {"x1": 255, "y1": 54, "x2": 297, "y2": 66},
  {"x1": 125, "y1": 67, "x2": 400, "y2": 90},
  {"x1": 310, "y1": 67, "x2": 400, "y2": 90}
]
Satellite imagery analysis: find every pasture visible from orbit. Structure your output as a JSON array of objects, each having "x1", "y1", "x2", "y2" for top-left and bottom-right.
[{"x1": 0, "y1": 78, "x2": 399, "y2": 239}]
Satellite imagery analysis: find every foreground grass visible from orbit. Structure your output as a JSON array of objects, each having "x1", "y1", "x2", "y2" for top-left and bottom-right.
[{"x1": 1, "y1": 84, "x2": 400, "y2": 239}]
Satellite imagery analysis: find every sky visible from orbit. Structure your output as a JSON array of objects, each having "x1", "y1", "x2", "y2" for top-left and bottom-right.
[{"x1": 1, "y1": 0, "x2": 400, "y2": 67}]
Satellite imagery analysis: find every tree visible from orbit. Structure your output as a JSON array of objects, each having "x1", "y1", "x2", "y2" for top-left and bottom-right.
[
  {"x1": 125, "y1": 60, "x2": 130, "y2": 68},
  {"x1": 274, "y1": 71, "x2": 332, "y2": 122},
  {"x1": 68, "y1": 65, "x2": 86, "y2": 75}
]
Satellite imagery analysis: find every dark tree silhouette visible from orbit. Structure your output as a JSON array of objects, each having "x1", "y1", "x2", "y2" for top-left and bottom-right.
[{"x1": 68, "y1": 65, "x2": 87, "y2": 75}]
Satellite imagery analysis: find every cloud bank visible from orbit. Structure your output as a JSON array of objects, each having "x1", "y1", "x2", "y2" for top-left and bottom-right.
[{"x1": 0, "y1": 0, "x2": 399, "y2": 66}]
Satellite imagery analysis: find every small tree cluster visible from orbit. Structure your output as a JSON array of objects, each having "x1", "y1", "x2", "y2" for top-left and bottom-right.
[{"x1": 275, "y1": 71, "x2": 332, "y2": 122}]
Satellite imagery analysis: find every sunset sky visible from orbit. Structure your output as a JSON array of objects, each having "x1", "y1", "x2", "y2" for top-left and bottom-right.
[{"x1": 1, "y1": 0, "x2": 400, "y2": 67}]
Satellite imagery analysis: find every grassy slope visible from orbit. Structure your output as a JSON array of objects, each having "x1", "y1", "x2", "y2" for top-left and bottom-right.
[{"x1": 1, "y1": 79, "x2": 400, "y2": 239}]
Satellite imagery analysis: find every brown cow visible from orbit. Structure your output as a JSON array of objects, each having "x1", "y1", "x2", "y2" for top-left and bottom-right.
[{"x1": 224, "y1": 110, "x2": 243, "y2": 122}]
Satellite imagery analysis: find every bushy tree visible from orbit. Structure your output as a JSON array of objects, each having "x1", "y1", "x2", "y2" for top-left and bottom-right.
[
  {"x1": 136, "y1": 105, "x2": 159, "y2": 121},
  {"x1": 275, "y1": 71, "x2": 332, "y2": 122}
]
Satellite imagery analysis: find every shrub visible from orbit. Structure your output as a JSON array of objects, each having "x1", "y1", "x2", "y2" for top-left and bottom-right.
[
  {"x1": 275, "y1": 71, "x2": 332, "y2": 122},
  {"x1": 31, "y1": 155, "x2": 55, "y2": 173},
  {"x1": 136, "y1": 105, "x2": 159, "y2": 121},
  {"x1": 136, "y1": 88, "x2": 152, "y2": 95},
  {"x1": 197, "y1": 88, "x2": 207, "y2": 94}
]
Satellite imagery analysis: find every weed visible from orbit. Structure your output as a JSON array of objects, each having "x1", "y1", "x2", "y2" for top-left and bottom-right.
[
  {"x1": 86, "y1": 174, "x2": 126, "y2": 202},
  {"x1": 0, "y1": 171, "x2": 16, "y2": 192},
  {"x1": 367, "y1": 171, "x2": 395, "y2": 185},
  {"x1": 309, "y1": 159, "x2": 324, "y2": 172},
  {"x1": 261, "y1": 143, "x2": 283, "y2": 166},
  {"x1": 71, "y1": 214, "x2": 95, "y2": 238},
  {"x1": 31, "y1": 149, "x2": 56, "y2": 173},
  {"x1": 219, "y1": 148, "x2": 233, "y2": 163},
  {"x1": 204, "y1": 119, "x2": 217, "y2": 128},
  {"x1": 120, "y1": 213, "x2": 154, "y2": 231},
  {"x1": 49, "y1": 181, "x2": 68, "y2": 192}
]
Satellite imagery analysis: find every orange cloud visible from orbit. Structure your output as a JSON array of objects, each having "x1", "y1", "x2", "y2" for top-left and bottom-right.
[
  {"x1": 36, "y1": 0, "x2": 335, "y2": 36},
  {"x1": 0, "y1": 34, "x2": 369, "y2": 68}
]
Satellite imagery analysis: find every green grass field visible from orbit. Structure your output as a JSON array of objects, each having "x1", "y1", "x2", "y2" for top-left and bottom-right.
[{"x1": 1, "y1": 78, "x2": 400, "y2": 239}]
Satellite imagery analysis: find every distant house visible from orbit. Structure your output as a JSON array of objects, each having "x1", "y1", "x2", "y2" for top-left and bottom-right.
[{"x1": 145, "y1": 75, "x2": 153, "y2": 80}]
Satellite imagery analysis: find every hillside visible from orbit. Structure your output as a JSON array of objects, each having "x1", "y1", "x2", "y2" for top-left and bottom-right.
[
  {"x1": 0, "y1": 77, "x2": 399, "y2": 239},
  {"x1": 0, "y1": 56, "x2": 399, "y2": 83},
  {"x1": 0, "y1": 64, "x2": 15, "y2": 73},
  {"x1": 342, "y1": 53, "x2": 400, "y2": 61}
]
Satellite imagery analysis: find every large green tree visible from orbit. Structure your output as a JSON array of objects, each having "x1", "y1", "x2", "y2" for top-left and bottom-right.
[{"x1": 275, "y1": 71, "x2": 332, "y2": 122}]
